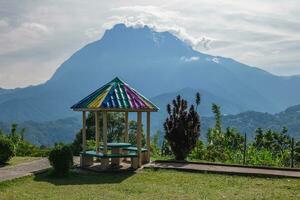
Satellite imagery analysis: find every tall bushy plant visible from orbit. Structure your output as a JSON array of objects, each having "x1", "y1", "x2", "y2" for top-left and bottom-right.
[{"x1": 164, "y1": 95, "x2": 200, "y2": 160}]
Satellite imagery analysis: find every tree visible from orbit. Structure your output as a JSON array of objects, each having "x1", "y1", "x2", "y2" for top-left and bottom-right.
[
  {"x1": 195, "y1": 92, "x2": 201, "y2": 111},
  {"x1": 224, "y1": 127, "x2": 245, "y2": 151},
  {"x1": 128, "y1": 120, "x2": 145, "y2": 146},
  {"x1": 295, "y1": 140, "x2": 300, "y2": 164},
  {"x1": 151, "y1": 131, "x2": 161, "y2": 156},
  {"x1": 253, "y1": 128, "x2": 291, "y2": 156},
  {"x1": 164, "y1": 95, "x2": 200, "y2": 160},
  {"x1": 212, "y1": 103, "x2": 222, "y2": 133}
]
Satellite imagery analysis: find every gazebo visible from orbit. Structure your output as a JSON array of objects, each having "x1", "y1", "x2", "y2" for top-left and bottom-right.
[{"x1": 71, "y1": 77, "x2": 159, "y2": 169}]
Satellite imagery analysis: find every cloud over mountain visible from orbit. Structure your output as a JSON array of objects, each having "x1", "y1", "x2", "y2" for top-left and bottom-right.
[{"x1": 0, "y1": 1, "x2": 300, "y2": 88}]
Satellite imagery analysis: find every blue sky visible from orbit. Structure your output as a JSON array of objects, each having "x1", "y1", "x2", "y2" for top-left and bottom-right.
[{"x1": 0, "y1": 0, "x2": 299, "y2": 88}]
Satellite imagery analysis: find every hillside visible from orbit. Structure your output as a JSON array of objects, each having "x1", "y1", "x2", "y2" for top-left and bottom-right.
[
  {"x1": 201, "y1": 104, "x2": 300, "y2": 140},
  {"x1": 0, "y1": 118, "x2": 80, "y2": 146},
  {"x1": 0, "y1": 24, "x2": 300, "y2": 123},
  {"x1": 1, "y1": 102, "x2": 299, "y2": 147}
]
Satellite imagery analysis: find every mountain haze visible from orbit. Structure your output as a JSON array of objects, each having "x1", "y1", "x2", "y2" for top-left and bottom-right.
[{"x1": 0, "y1": 23, "x2": 300, "y2": 124}]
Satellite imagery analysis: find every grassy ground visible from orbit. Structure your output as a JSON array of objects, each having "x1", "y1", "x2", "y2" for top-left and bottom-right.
[
  {"x1": 0, "y1": 169, "x2": 299, "y2": 200},
  {"x1": 5, "y1": 157, "x2": 41, "y2": 167}
]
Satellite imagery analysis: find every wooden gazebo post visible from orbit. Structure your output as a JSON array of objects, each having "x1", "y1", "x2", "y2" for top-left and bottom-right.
[
  {"x1": 95, "y1": 111, "x2": 100, "y2": 154},
  {"x1": 101, "y1": 111, "x2": 109, "y2": 169},
  {"x1": 137, "y1": 111, "x2": 142, "y2": 167},
  {"x1": 146, "y1": 111, "x2": 151, "y2": 162},
  {"x1": 82, "y1": 111, "x2": 87, "y2": 152},
  {"x1": 124, "y1": 111, "x2": 129, "y2": 142},
  {"x1": 80, "y1": 111, "x2": 90, "y2": 167}
]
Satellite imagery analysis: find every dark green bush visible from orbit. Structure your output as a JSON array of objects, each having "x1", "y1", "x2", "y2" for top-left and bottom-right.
[
  {"x1": 48, "y1": 145, "x2": 73, "y2": 176},
  {"x1": 0, "y1": 136, "x2": 15, "y2": 164}
]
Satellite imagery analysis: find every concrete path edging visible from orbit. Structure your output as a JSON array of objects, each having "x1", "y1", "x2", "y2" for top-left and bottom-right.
[{"x1": 144, "y1": 161, "x2": 300, "y2": 178}]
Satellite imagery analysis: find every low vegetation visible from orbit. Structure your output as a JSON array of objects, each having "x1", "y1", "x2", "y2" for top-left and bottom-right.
[
  {"x1": 158, "y1": 94, "x2": 300, "y2": 168},
  {"x1": 7, "y1": 157, "x2": 41, "y2": 166},
  {"x1": 0, "y1": 124, "x2": 52, "y2": 165},
  {"x1": 0, "y1": 170, "x2": 299, "y2": 200}
]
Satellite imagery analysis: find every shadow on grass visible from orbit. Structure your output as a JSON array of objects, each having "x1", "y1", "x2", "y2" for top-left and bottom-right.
[{"x1": 33, "y1": 170, "x2": 135, "y2": 185}]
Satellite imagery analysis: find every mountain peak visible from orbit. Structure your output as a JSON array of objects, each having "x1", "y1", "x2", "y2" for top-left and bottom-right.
[
  {"x1": 98, "y1": 23, "x2": 195, "y2": 58},
  {"x1": 109, "y1": 23, "x2": 151, "y2": 32}
]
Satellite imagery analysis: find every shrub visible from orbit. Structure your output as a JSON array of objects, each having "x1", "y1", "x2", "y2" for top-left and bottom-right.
[
  {"x1": 0, "y1": 136, "x2": 15, "y2": 164},
  {"x1": 190, "y1": 140, "x2": 205, "y2": 160},
  {"x1": 164, "y1": 95, "x2": 200, "y2": 160},
  {"x1": 295, "y1": 141, "x2": 300, "y2": 165},
  {"x1": 15, "y1": 140, "x2": 37, "y2": 156},
  {"x1": 48, "y1": 145, "x2": 73, "y2": 176}
]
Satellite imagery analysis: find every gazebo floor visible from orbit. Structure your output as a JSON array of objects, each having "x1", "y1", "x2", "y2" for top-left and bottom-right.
[{"x1": 80, "y1": 160, "x2": 138, "y2": 172}]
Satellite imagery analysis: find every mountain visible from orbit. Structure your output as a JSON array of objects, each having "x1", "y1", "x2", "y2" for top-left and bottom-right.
[
  {"x1": 149, "y1": 87, "x2": 243, "y2": 132},
  {"x1": 0, "y1": 117, "x2": 80, "y2": 146},
  {"x1": 0, "y1": 23, "x2": 300, "y2": 124}
]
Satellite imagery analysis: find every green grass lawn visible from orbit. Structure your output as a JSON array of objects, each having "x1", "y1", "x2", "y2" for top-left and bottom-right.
[
  {"x1": 0, "y1": 169, "x2": 299, "y2": 200},
  {"x1": 5, "y1": 157, "x2": 41, "y2": 167}
]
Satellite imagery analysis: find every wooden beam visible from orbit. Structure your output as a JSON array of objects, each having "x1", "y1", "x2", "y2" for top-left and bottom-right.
[
  {"x1": 103, "y1": 111, "x2": 108, "y2": 154},
  {"x1": 95, "y1": 111, "x2": 100, "y2": 154},
  {"x1": 82, "y1": 111, "x2": 87, "y2": 152},
  {"x1": 137, "y1": 112, "x2": 142, "y2": 167},
  {"x1": 124, "y1": 111, "x2": 129, "y2": 142},
  {"x1": 146, "y1": 111, "x2": 151, "y2": 163}
]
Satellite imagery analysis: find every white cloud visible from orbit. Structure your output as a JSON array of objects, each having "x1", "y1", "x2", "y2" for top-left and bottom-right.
[
  {"x1": 0, "y1": 0, "x2": 300, "y2": 88},
  {"x1": 180, "y1": 56, "x2": 199, "y2": 62},
  {"x1": 22, "y1": 22, "x2": 49, "y2": 33},
  {"x1": 212, "y1": 57, "x2": 220, "y2": 63}
]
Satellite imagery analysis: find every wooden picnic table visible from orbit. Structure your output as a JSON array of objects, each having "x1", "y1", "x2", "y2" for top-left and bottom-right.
[{"x1": 105, "y1": 143, "x2": 132, "y2": 166}]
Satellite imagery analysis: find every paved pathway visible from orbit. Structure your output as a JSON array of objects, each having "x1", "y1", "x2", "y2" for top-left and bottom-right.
[
  {"x1": 0, "y1": 158, "x2": 50, "y2": 182},
  {"x1": 0, "y1": 157, "x2": 80, "y2": 182},
  {"x1": 144, "y1": 161, "x2": 300, "y2": 178}
]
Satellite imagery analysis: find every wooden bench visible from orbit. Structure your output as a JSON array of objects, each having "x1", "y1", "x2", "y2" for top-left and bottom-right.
[
  {"x1": 122, "y1": 147, "x2": 148, "y2": 164},
  {"x1": 81, "y1": 151, "x2": 137, "y2": 158}
]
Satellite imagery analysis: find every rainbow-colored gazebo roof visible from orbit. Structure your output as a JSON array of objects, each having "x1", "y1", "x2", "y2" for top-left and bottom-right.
[{"x1": 71, "y1": 77, "x2": 159, "y2": 112}]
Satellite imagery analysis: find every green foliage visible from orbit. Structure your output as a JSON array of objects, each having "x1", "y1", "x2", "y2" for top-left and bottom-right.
[
  {"x1": 224, "y1": 127, "x2": 244, "y2": 151},
  {"x1": 164, "y1": 95, "x2": 201, "y2": 160},
  {"x1": 128, "y1": 120, "x2": 145, "y2": 146},
  {"x1": 190, "y1": 140, "x2": 205, "y2": 160},
  {"x1": 295, "y1": 140, "x2": 300, "y2": 164},
  {"x1": 15, "y1": 140, "x2": 38, "y2": 156},
  {"x1": 150, "y1": 131, "x2": 161, "y2": 156},
  {"x1": 13, "y1": 140, "x2": 52, "y2": 157},
  {"x1": 0, "y1": 136, "x2": 15, "y2": 164},
  {"x1": 253, "y1": 127, "x2": 291, "y2": 156},
  {"x1": 186, "y1": 103, "x2": 294, "y2": 167},
  {"x1": 212, "y1": 103, "x2": 222, "y2": 133},
  {"x1": 246, "y1": 146, "x2": 282, "y2": 166},
  {"x1": 0, "y1": 123, "x2": 51, "y2": 158},
  {"x1": 48, "y1": 145, "x2": 73, "y2": 176},
  {"x1": 161, "y1": 139, "x2": 172, "y2": 156}
]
